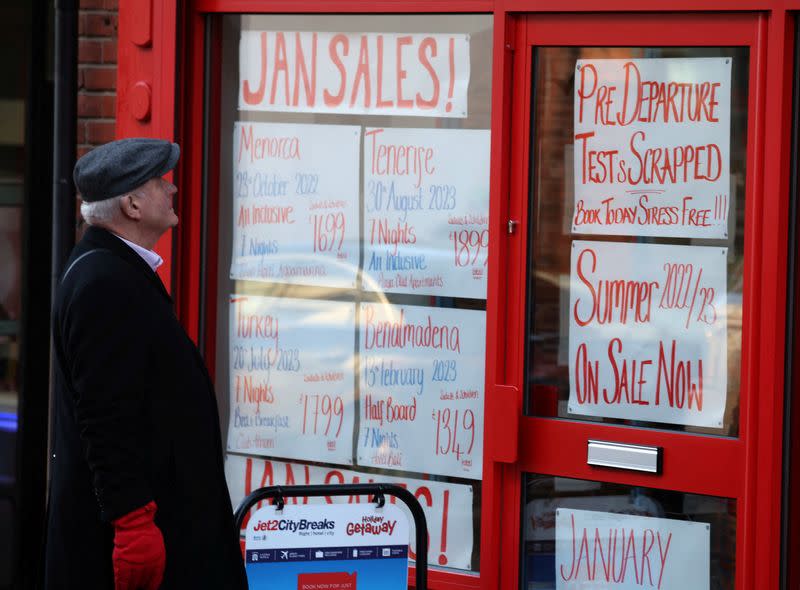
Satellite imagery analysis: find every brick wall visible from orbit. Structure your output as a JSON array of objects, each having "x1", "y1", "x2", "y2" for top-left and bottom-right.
[{"x1": 77, "y1": 0, "x2": 118, "y2": 157}]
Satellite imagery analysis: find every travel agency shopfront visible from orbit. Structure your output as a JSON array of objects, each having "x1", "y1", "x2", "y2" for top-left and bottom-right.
[{"x1": 113, "y1": 1, "x2": 800, "y2": 588}]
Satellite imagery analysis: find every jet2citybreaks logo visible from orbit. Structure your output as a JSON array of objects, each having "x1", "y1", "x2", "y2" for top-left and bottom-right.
[
  {"x1": 345, "y1": 515, "x2": 397, "y2": 536},
  {"x1": 252, "y1": 518, "x2": 335, "y2": 533}
]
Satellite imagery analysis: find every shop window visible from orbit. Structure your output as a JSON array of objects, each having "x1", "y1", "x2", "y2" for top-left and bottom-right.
[
  {"x1": 211, "y1": 14, "x2": 493, "y2": 577},
  {"x1": 521, "y1": 474, "x2": 736, "y2": 589},
  {"x1": 525, "y1": 47, "x2": 749, "y2": 438}
]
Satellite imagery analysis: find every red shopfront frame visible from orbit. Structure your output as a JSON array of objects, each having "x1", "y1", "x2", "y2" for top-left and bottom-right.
[
  {"x1": 494, "y1": 12, "x2": 779, "y2": 590},
  {"x1": 114, "y1": 2, "x2": 799, "y2": 589}
]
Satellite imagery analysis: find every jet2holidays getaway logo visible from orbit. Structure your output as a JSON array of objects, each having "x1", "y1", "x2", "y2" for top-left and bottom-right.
[
  {"x1": 252, "y1": 518, "x2": 336, "y2": 538},
  {"x1": 346, "y1": 515, "x2": 398, "y2": 537}
]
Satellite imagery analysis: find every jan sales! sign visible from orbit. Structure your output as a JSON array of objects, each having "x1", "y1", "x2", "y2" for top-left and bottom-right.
[
  {"x1": 361, "y1": 127, "x2": 490, "y2": 299},
  {"x1": 357, "y1": 302, "x2": 486, "y2": 479},
  {"x1": 556, "y1": 509, "x2": 710, "y2": 589},
  {"x1": 230, "y1": 122, "x2": 360, "y2": 288},
  {"x1": 227, "y1": 295, "x2": 356, "y2": 465},
  {"x1": 572, "y1": 58, "x2": 731, "y2": 239},
  {"x1": 226, "y1": 454, "x2": 475, "y2": 571},
  {"x1": 568, "y1": 241, "x2": 727, "y2": 427},
  {"x1": 239, "y1": 32, "x2": 470, "y2": 118}
]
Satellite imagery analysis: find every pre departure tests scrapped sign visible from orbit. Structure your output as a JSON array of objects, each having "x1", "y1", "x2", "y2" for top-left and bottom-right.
[
  {"x1": 245, "y1": 503, "x2": 409, "y2": 590},
  {"x1": 568, "y1": 241, "x2": 727, "y2": 427},
  {"x1": 573, "y1": 58, "x2": 731, "y2": 238}
]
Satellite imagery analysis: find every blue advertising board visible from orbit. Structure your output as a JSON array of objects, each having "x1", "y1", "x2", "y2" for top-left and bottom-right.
[{"x1": 245, "y1": 502, "x2": 410, "y2": 590}]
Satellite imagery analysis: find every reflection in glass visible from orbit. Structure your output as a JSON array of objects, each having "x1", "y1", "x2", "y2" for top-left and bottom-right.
[
  {"x1": 526, "y1": 47, "x2": 749, "y2": 437},
  {"x1": 212, "y1": 13, "x2": 492, "y2": 572},
  {"x1": 521, "y1": 474, "x2": 736, "y2": 590}
]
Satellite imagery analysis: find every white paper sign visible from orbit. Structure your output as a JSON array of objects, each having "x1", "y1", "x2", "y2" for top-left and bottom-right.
[
  {"x1": 358, "y1": 302, "x2": 485, "y2": 478},
  {"x1": 226, "y1": 454, "x2": 475, "y2": 570},
  {"x1": 228, "y1": 295, "x2": 356, "y2": 464},
  {"x1": 362, "y1": 127, "x2": 490, "y2": 299},
  {"x1": 231, "y1": 122, "x2": 360, "y2": 288},
  {"x1": 568, "y1": 241, "x2": 727, "y2": 427},
  {"x1": 556, "y1": 508, "x2": 710, "y2": 589},
  {"x1": 239, "y1": 32, "x2": 470, "y2": 118},
  {"x1": 573, "y1": 58, "x2": 731, "y2": 238}
]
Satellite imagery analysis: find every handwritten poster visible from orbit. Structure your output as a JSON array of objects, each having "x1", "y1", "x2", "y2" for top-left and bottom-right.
[
  {"x1": 556, "y1": 508, "x2": 710, "y2": 589},
  {"x1": 226, "y1": 454, "x2": 475, "y2": 570},
  {"x1": 568, "y1": 241, "x2": 727, "y2": 427},
  {"x1": 358, "y1": 302, "x2": 486, "y2": 478},
  {"x1": 245, "y1": 503, "x2": 409, "y2": 590},
  {"x1": 362, "y1": 128, "x2": 490, "y2": 299},
  {"x1": 239, "y1": 32, "x2": 470, "y2": 118},
  {"x1": 231, "y1": 122, "x2": 360, "y2": 288},
  {"x1": 228, "y1": 295, "x2": 356, "y2": 465},
  {"x1": 573, "y1": 58, "x2": 731, "y2": 238}
]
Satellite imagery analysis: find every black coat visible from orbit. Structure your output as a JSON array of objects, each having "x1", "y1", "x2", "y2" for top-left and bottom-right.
[{"x1": 46, "y1": 226, "x2": 247, "y2": 589}]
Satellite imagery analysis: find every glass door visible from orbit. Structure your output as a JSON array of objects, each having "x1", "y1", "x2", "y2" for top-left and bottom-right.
[{"x1": 503, "y1": 13, "x2": 762, "y2": 590}]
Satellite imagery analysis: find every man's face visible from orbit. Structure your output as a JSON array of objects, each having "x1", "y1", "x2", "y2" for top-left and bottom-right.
[{"x1": 133, "y1": 177, "x2": 179, "y2": 235}]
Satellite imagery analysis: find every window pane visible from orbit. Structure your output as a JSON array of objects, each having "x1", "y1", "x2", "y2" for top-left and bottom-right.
[
  {"x1": 526, "y1": 47, "x2": 748, "y2": 436},
  {"x1": 521, "y1": 473, "x2": 736, "y2": 589},
  {"x1": 213, "y1": 14, "x2": 492, "y2": 574},
  {"x1": 0, "y1": 204, "x2": 21, "y2": 480}
]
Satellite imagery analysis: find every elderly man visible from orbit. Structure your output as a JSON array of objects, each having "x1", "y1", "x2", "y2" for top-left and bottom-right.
[{"x1": 46, "y1": 138, "x2": 247, "y2": 589}]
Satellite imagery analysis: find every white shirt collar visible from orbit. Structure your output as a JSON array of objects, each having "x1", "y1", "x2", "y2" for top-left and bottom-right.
[{"x1": 111, "y1": 233, "x2": 164, "y2": 272}]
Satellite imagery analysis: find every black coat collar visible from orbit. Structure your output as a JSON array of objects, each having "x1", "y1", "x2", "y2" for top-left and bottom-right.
[{"x1": 81, "y1": 226, "x2": 172, "y2": 304}]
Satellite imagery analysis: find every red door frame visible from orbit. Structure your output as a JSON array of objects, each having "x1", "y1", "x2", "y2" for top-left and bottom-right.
[
  {"x1": 115, "y1": 1, "x2": 799, "y2": 589},
  {"x1": 486, "y1": 9, "x2": 794, "y2": 590}
]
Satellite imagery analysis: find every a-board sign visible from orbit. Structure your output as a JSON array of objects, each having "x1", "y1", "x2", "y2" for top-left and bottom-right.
[
  {"x1": 361, "y1": 127, "x2": 490, "y2": 299},
  {"x1": 573, "y1": 58, "x2": 731, "y2": 239},
  {"x1": 246, "y1": 503, "x2": 409, "y2": 590},
  {"x1": 239, "y1": 31, "x2": 471, "y2": 118},
  {"x1": 227, "y1": 296, "x2": 356, "y2": 465},
  {"x1": 568, "y1": 241, "x2": 727, "y2": 428},
  {"x1": 556, "y1": 508, "x2": 710, "y2": 589},
  {"x1": 226, "y1": 454, "x2": 474, "y2": 570},
  {"x1": 231, "y1": 122, "x2": 360, "y2": 288}
]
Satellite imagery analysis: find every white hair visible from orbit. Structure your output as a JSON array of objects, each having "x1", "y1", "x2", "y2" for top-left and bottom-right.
[{"x1": 80, "y1": 195, "x2": 126, "y2": 226}]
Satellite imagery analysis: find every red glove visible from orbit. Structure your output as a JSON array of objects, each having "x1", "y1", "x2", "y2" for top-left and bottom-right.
[{"x1": 112, "y1": 501, "x2": 166, "y2": 590}]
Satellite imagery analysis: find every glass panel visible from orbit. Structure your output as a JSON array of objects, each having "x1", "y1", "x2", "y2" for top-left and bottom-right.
[
  {"x1": 526, "y1": 47, "x2": 748, "y2": 436},
  {"x1": 521, "y1": 473, "x2": 736, "y2": 589},
  {"x1": 213, "y1": 14, "x2": 492, "y2": 574},
  {"x1": 0, "y1": 207, "x2": 22, "y2": 453},
  {"x1": 0, "y1": 207, "x2": 22, "y2": 323}
]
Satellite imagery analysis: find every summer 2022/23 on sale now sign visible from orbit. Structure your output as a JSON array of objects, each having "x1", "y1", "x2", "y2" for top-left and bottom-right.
[
  {"x1": 230, "y1": 122, "x2": 361, "y2": 288},
  {"x1": 568, "y1": 241, "x2": 727, "y2": 428},
  {"x1": 573, "y1": 58, "x2": 731, "y2": 239},
  {"x1": 228, "y1": 295, "x2": 356, "y2": 465},
  {"x1": 362, "y1": 127, "x2": 490, "y2": 299}
]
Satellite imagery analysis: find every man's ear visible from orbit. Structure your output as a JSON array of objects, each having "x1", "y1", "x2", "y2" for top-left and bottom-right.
[{"x1": 119, "y1": 193, "x2": 142, "y2": 220}]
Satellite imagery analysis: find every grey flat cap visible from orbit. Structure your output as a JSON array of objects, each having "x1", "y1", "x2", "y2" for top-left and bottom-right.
[{"x1": 74, "y1": 138, "x2": 180, "y2": 202}]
